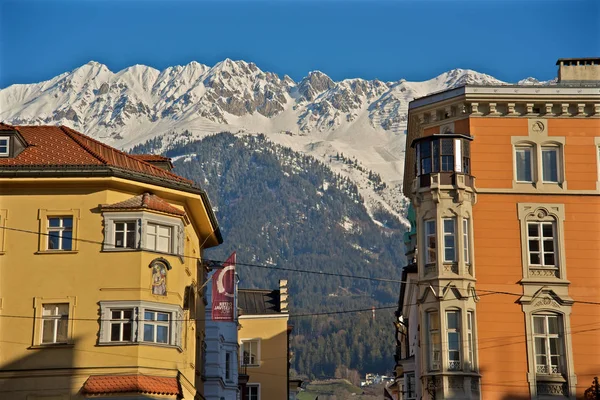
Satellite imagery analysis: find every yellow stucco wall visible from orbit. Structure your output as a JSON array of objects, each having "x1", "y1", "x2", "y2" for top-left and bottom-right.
[
  {"x1": 0, "y1": 177, "x2": 212, "y2": 399},
  {"x1": 239, "y1": 315, "x2": 289, "y2": 400}
]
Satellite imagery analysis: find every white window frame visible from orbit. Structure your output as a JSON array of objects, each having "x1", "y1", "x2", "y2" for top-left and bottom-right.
[
  {"x1": 446, "y1": 310, "x2": 461, "y2": 371},
  {"x1": 541, "y1": 146, "x2": 560, "y2": 183},
  {"x1": 32, "y1": 296, "x2": 76, "y2": 347},
  {"x1": 246, "y1": 384, "x2": 260, "y2": 400},
  {"x1": 442, "y1": 218, "x2": 456, "y2": 263},
  {"x1": 240, "y1": 339, "x2": 261, "y2": 367},
  {"x1": 0, "y1": 136, "x2": 9, "y2": 157},
  {"x1": 533, "y1": 313, "x2": 564, "y2": 376},
  {"x1": 102, "y1": 211, "x2": 184, "y2": 256},
  {"x1": 113, "y1": 220, "x2": 137, "y2": 249},
  {"x1": 98, "y1": 301, "x2": 182, "y2": 348},
  {"x1": 463, "y1": 218, "x2": 470, "y2": 265},
  {"x1": 427, "y1": 311, "x2": 440, "y2": 371},
  {"x1": 526, "y1": 221, "x2": 557, "y2": 269},
  {"x1": 425, "y1": 220, "x2": 436, "y2": 264},
  {"x1": 467, "y1": 311, "x2": 476, "y2": 371},
  {"x1": 515, "y1": 145, "x2": 534, "y2": 183},
  {"x1": 146, "y1": 222, "x2": 173, "y2": 253},
  {"x1": 47, "y1": 216, "x2": 73, "y2": 251},
  {"x1": 41, "y1": 303, "x2": 70, "y2": 344},
  {"x1": 142, "y1": 310, "x2": 171, "y2": 344},
  {"x1": 109, "y1": 309, "x2": 134, "y2": 342},
  {"x1": 404, "y1": 373, "x2": 417, "y2": 400}
]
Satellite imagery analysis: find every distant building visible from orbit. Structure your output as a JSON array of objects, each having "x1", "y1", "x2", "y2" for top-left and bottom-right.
[
  {"x1": 238, "y1": 281, "x2": 290, "y2": 400},
  {"x1": 395, "y1": 58, "x2": 600, "y2": 399},
  {"x1": 0, "y1": 124, "x2": 222, "y2": 399}
]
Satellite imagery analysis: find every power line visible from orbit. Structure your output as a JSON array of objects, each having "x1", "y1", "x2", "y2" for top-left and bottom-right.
[{"x1": 1, "y1": 225, "x2": 600, "y2": 306}]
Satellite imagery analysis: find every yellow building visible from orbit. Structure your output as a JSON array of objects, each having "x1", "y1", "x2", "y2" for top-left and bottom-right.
[
  {"x1": 238, "y1": 281, "x2": 290, "y2": 400},
  {"x1": 0, "y1": 124, "x2": 222, "y2": 399}
]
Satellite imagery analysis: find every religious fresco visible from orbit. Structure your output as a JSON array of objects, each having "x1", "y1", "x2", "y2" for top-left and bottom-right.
[{"x1": 150, "y1": 259, "x2": 169, "y2": 296}]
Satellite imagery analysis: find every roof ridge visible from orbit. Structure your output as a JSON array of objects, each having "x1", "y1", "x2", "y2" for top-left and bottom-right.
[{"x1": 59, "y1": 125, "x2": 185, "y2": 181}]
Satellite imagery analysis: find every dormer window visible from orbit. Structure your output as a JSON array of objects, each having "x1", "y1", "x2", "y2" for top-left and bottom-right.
[{"x1": 0, "y1": 136, "x2": 9, "y2": 157}]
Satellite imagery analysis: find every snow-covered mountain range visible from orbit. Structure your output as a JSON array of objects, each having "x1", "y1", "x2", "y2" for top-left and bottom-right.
[{"x1": 0, "y1": 60, "x2": 545, "y2": 223}]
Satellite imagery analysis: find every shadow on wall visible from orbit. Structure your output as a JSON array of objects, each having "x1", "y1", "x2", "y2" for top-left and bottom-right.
[{"x1": 0, "y1": 337, "x2": 78, "y2": 400}]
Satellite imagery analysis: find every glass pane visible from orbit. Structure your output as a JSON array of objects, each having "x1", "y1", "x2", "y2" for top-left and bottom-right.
[
  {"x1": 533, "y1": 317, "x2": 545, "y2": 334},
  {"x1": 115, "y1": 222, "x2": 124, "y2": 231},
  {"x1": 530, "y1": 253, "x2": 540, "y2": 264},
  {"x1": 529, "y1": 240, "x2": 540, "y2": 252},
  {"x1": 115, "y1": 231, "x2": 124, "y2": 247},
  {"x1": 432, "y1": 140, "x2": 439, "y2": 157},
  {"x1": 158, "y1": 225, "x2": 171, "y2": 236},
  {"x1": 445, "y1": 236, "x2": 455, "y2": 248},
  {"x1": 122, "y1": 323, "x2": 132, "y2": 341},
  {"x1": 549, "y1": 337, "x2": 559, "y2": 354},
  {"x1": 441, "y1": 155, "x2": 454, "y2": 171},
  {"x1": 56, "y1": 318, "x2": 68, "y2": 342},
  {"x1": 111, "y1": 323, "x2": 121, "y2": 341},
  {"x1": 62, "y1": 218, "x2": 73, "y2": 228},
  {"x1": 542, "y1": 148, "x2": 558, "y2": 182},
  {"x1": 516, "y1": 148, "x2": 532, "y2": 181},
  {"x1": 48, "y1": 218, "x2": 61, "y2": 227},
  {"x1": 157, "y1": 312, "x2": 169, "y2": 322},
  {"x1": 426, "y1": 221, "x2": 436, "y2": 235},
  {"x1": 544, "y1": 253, "x2": 555, "y2": 266},
  {"x1": 548, "y1": 316, "x2": 559, "y2": 335},
  {"x1": 421, "y1": 158, "x2": 431, "y2": 174},
  {"x1": 145, "y1": 311, "x2": 154, "y2": 321},
  {"x1": 147, "y1": 224, "x2": 157, "y2": 234},
  {"x1": 432, "y1": 156, "x2": 440, "y2": 172},
  {"x1": 535, "y1": 337, "x2": 547, "y2": 355},
  {"x1": 157, "y1": 235, "x2": 170, "y2": 252},
  {"x1": 42, "y1": 320, "x2": 55, "y2": 343},
  {"x1": 157, "y1": 326, "x2": 169, "y2": 343},
  {"x1": 126, "y1": 230, "x2": 136, "y2": 248},
  {"x1": 48, "y1": 232, "x2": 60, "y2": 249},
  {"x1": 143, "y1": 324, "x2": 154, "y2": 342},
  {"x1": 444, "y1": 219, "x2": 455, "y2": 233},
  {"x1": 123, "y1": 310, "x2": 132, "y2": 319},
  {"x1": 420, "y1": 141, "x2": 431, "y2": 158},
  {"x1": 447, "y1": 311, "x2": 459, "y2": 330},
  {"x1": 441, "y1": 139, "x2": 453, "y2": 155},
  {"x1": 543, "y1": 240, "x2": 554, "y2": 252},
  {"x1": 448, "y1": 332, "x2": 460, "y2": 351},
  {"x1": 528, "y1": 223, "x2": 539, "y2": 237},
  {"x1": 542, "y1": 224, "x2": 554, "y2": 238},
  {"x1": 429, "y1": 313, "x2": 439, "y2": 330},
  {"x1": 467, "y1": 312, "x2": 473, "y2": 330},
  {"x1": 445, "y1": 248, "x2": 455, "y2": 262},
  {"x1": 62, "y1": 231, "x2": 72, "y2": 251},
  {"x1": 111, "y1": 310, "x2": 122, "y2": 319}
]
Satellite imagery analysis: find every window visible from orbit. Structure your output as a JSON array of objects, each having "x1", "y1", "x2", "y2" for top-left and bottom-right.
[
  {"x1": 463, "y1": 219, "x2": 470, "y2": 265},
  {"x1": 427, "y1": 312, "x2": 441, "y2": 371},
  {"x1": 99, "y1": 301, "x2": 182, "y2": 348},
  {"x1": 114, "y1": 221, "x2": 136, "y2": 249},
  {"x1": 47, "y1": 217, "x2": 73, "y2": 250},
  {"x1": 143, "y1": 310, "x2": 170, "y2": 344},
  {"x1": 516, "y1": 146, "x2": 533, "y2": 182},
  {"x1": 0, "y1": 136, "x2": 8, "y2": 157},
  {"x1": 404, "y1": 373, "x2": 416, "y2": 399},
  {"x1": 146, "y1": 223, "x2": 172, "y2": 253},
  {"x1": 467, "y1": 311, "x2": 475, "y2": 371},
  {"x1": 225, "y1": 352, "x2": 232, "y2": 381},
  {"x1": 443, "y1": 218, "x2": 456, "y2": 262},
  {"x1": 440, "y1": 139, "x2": 454, "y2": 172},
  {"x1": 533, "y1": 314, "x2": 564, "y2": 375},
  {"x1": 425, "y1": 220, "x2": 436, "y2": 264},
  {"x1": 246, "y1": 385, "x2": 259, "y2": 400},
  {"x1": 446, "y1": 310, "x2": 461, "y2": 370},
  {"x1": 541, "y1": 147, "x2": 559, "y2": 183},
  {"x1": 420, "y1": 141, "x2": 431, "y2": 175},
  {"x1": 241, "y1": 339, "x2": 260, "y2": 366},
  {"x1": 527, "y1": 222, "x2": 556, "y2": 267},
  {"x1": 41, "y1": 304, "x2": 69, "y2": 344},
  {"x1": 110, "y1": 310, "x2": 133, "y2": 342}
]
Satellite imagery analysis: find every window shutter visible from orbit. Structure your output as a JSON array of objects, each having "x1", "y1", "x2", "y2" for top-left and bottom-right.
[{"x1": 137, "y1": 219, "x2": 143, "y2": 249}]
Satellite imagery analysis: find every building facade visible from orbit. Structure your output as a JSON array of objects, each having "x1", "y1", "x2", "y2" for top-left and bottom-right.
[
  {"x1": 395, "y1": 58, "x2": 600, "y2": 400},
  {"x1": 0, "y1": 124, "x2": 222, "y2": 399},
  {"x1": 238, "y1": 281, "x2": 290, "y2": 400}
]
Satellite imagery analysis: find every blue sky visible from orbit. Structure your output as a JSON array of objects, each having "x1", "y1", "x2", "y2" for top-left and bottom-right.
[{"x1": 0, "y1": 0, "x2": 598, "y2": 88}]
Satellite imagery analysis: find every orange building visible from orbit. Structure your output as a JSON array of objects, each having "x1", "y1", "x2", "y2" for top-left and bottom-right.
[{"x1": 395, "y1": 58, "x2": 600, "y2": 400}]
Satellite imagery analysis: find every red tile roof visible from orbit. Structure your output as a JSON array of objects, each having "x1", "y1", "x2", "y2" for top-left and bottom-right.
[
  {"x1": 0, "y1": 124, "x2": 192, "y2": 185},
  {"x1": 101, "y1": 192, "x2": 186, "y2": 217},
  {"x1": 82, "y1": 374, "x2": 180, "y2": 395},
  {"x1": 130, "y1": 154, "x2": 172, "y2": 162}
]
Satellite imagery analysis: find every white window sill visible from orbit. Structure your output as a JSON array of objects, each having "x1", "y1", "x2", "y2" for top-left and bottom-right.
[
  {"x1": 35, "y1": 250, "x2": 78, "y2": 255},
  {"x1": 29, "y1": 343, "x2": 74, "y2": 349}
]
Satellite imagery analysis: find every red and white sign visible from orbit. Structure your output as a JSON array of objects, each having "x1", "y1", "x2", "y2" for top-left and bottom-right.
[{"x1": 211, "y1": 252, "x2": 236, "y2": 321}]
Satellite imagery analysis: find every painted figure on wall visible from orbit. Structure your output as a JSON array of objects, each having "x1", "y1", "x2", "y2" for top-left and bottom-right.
[{"x1": 151, "y1": 262, "x2": 167, "y2": 296}]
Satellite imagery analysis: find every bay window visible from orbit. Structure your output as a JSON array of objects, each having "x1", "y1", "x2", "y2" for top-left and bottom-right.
[
  {"x1": 467, "y1": 311, "x2": 475, "y2": 371},
  {"x1": 425, "y1": 220, "x2": 436, "y2": 264},
  {"x1": 446, "y1": 310, "x2": 461, "y2": 371},
  {"x1": 443, "y1": 218, "x2": 456, "y2": 262},
  {"x1": 463, "y1": 219, "x2": 470, "y2": 265},
  {"x1": 427, "y1": 312, "x2": 441, "y2": 371}
]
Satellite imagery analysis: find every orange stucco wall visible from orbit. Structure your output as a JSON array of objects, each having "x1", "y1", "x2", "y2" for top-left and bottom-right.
[{"x1": 469, "y1": 117, "x2": 600, "y2": 399}]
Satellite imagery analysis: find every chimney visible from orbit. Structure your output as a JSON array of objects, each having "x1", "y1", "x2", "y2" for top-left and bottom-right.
[
  {"x1": 279, "y1": 279, "x2": 288, "y2": 313},
  {"x1": 556, "y1": 58, "x2": 600, "y2": 84}
]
